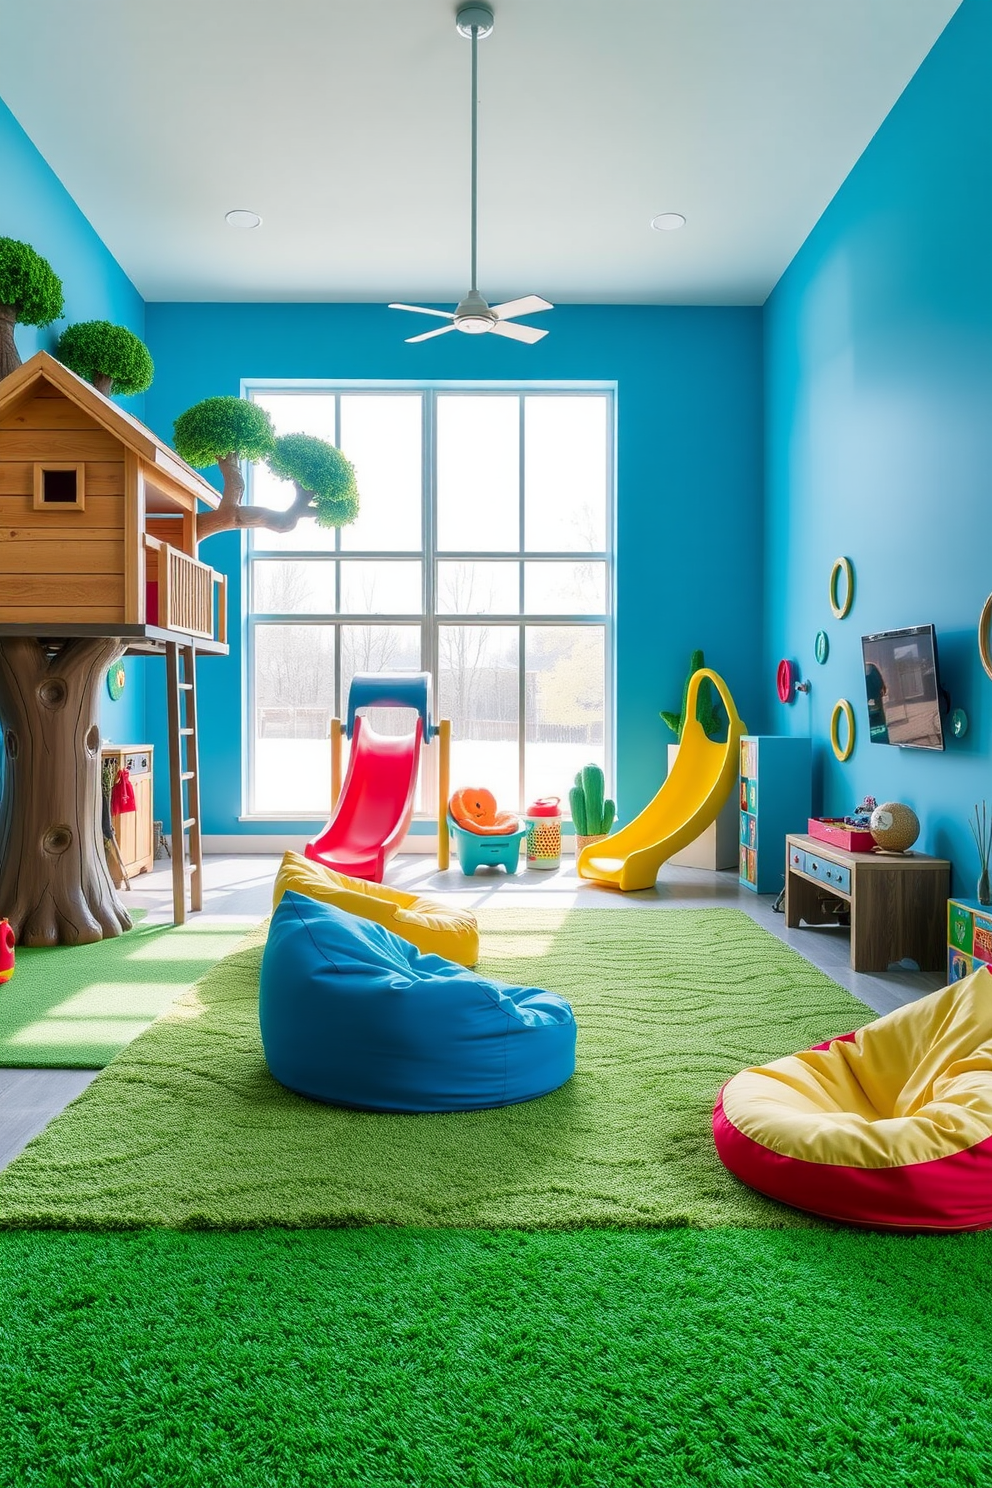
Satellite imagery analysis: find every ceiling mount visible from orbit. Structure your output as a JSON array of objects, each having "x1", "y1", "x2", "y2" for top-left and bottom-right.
[
  {"x1": 389, "y1": 1, "x2": 552, "y2": 345},
  {"x1": 455, "y1": 5, "x2": 494, "y2": 41}
]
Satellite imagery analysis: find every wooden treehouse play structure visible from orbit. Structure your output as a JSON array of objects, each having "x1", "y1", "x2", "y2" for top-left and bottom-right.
[{"x1": 0, "y1": 351, "x2": 229, "y2": 945}]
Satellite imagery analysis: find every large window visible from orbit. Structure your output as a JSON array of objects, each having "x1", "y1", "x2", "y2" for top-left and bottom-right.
[{"x1": 247, "y1": 388, "x2": 613, "y2": 818}]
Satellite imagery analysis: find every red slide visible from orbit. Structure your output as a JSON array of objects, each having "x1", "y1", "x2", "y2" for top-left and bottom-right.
[{"x1": 305, "y1": 715, "x2": 423, "y2": 883}]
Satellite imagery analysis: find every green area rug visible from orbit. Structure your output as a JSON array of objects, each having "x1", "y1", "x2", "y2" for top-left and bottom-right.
[
  {"x1": 0, "y1": 908, "x2": 873, "y2": 1230},
  {"x1": 0, "y1": 917, "x2": 254, "y2": 1068},
  {"x1": 1, "y1": 1225, "x2": 990, "y2": 1487}
]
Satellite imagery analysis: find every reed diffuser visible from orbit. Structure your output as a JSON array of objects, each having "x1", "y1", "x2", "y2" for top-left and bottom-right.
[{"x1": 970, "y1": 801, "x2": 992, "y2": 907}]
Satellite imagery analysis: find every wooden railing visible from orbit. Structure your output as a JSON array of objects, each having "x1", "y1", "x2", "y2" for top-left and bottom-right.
[{"x1": 144, "y1": 536, "x2": 227, "y2": 643}]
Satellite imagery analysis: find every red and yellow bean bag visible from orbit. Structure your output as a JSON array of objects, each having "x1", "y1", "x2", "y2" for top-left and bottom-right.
[
  {"x1": 713, "y1": 965, "x2": 992, "y2": 1231},
  {"x1": 273, "y1": 852, "x2": 479, "y2": 967},
  {"x1": 449, "y1": 788, "x2": 521, "y2": 837}
]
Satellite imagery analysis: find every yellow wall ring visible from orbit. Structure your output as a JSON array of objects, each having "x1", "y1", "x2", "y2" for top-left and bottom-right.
[
  {"x1": 830, "y1": 699, "x2": 855, "y2": 761},
  {"x1": 828, "y1": 557, "x2": 854, "y2": 619},
  {"x1": 980, "y1": 593, "x2": 992, "y2": 682}
]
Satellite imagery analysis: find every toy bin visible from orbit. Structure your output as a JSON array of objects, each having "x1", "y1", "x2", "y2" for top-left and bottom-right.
[
  {"x1": 525, "y1": 797, "x2": 562, "y2": 870},
  {"x1": 448, "y1": 816, "x2": 526, "y2": 876}
]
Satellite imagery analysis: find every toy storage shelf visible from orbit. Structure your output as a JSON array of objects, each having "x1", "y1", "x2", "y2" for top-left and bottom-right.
[
  {"x1": 738, "y1": 736, "x2": 811, "y2": 895},
  {"x1": 947, "y1": 899, "x2": 992, "y2": 982},
  {"x1": 787, "y1": 833, "x2": 950, "y2": 973}
]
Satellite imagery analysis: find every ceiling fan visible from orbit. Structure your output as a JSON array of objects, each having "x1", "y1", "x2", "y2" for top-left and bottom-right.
[{"x1": 389, "y1": 4, "x2": 552, "y2": 345}]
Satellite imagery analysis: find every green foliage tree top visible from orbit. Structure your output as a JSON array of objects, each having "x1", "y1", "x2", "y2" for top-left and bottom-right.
[
  {"x1": 660, "y1": 648, "x2": 725, "y2": 742},
  {"x1": 268, "y1": 432, "x2": 359, "y2": 528},
  {"x1": 0, "y1": 237, "x2": 64, "y2": 326},
  {"x1": 173, "y1": 396, "x2": 275, "y2": 468},
  {"x1": 56, "y1": 321, "x2": 154, "y2": 397}
]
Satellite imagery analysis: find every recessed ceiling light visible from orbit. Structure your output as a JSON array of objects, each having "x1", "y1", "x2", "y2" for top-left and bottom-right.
[
  {"x1": 650, "y1": 212, "x2": 686, "y2": 232},
  {"x1": 225, "y1": 209, "x2": 262, "y2": 229}
]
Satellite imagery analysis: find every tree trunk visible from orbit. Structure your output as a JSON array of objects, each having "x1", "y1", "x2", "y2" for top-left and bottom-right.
[
  {"x1": 196, "y1": 459, "x2": 314, "y2": 543},
  {"x1": 0, "y1": 305, "x2": 20, "y2": 383},
  {"x1": 0, "y1": 637, "x2": 132, "y2": 946},
  {"x1": 91, "y1": 372, "x2": 113, "y2": 397}
]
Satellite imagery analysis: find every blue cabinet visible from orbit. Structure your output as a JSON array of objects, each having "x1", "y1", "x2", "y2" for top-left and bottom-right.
[{"x1": 738, "y1": 736, "x2": 812, "y2": 895}]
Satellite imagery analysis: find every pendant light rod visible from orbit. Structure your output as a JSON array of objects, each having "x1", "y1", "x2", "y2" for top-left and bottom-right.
[
  {"x1": 470, "y1": 23, "x2": 478, "y2": 293},
  {"x1": 456, "y1": 5, "x2": 494, "y2": 296}
]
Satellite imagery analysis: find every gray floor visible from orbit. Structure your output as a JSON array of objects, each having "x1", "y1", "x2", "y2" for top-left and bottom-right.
[{"x1": 0, "y1": 852, "x2": 943, "y2": 1170}]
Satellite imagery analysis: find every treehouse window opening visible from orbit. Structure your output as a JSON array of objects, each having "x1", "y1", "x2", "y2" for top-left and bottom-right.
[{"x1": 34, "y1": 463, "x2": 85, "y2": 510}]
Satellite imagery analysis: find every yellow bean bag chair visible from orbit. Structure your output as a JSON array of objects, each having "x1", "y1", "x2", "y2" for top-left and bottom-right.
[
  {"x1": 714, "y1": 964, "x2": 992, "y2": 1231},
  {"x1": 272, "y1": 852, "x2": 479, "y2": 967}
]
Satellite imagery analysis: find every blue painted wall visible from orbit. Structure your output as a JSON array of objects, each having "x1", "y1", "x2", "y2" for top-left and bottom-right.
[
  {"x1": 0, "y1": 98, "x2": 145, "y2": 409},
  {"x1": 143, "y1": 302, "x2": 764, "y2": 836},
  {"x1": 100, "y1": 657, "x2": 147, "y2": 752},
  {"x1": 0, "y1": 95, "x2": 147, "y2": 745},
  {"x1": 765, "y1": 0, "x2": 992, "y2": 891}
]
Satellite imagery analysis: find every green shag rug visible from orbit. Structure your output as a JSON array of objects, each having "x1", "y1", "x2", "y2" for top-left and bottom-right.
[
  {"x1": 0, "y1": 917, "x2": 254, "y2": 1068},
  {"x1": 1, "y1": 1225, "x2": 990, "y2": 1487},
  {"x1": 0, "y1": 908, "x2": 874, "y2": 1230}
]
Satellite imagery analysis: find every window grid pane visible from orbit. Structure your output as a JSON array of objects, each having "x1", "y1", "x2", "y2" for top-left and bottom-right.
[
  {"x1": 247, "y1": 388, "x2": 612, "y2": 816},
  {"x1": 252, "y1": 623, "x2": 335, "y2": 815},
  {"x1": 525, "y1": 626, "x2": 606, "y2": 809}
]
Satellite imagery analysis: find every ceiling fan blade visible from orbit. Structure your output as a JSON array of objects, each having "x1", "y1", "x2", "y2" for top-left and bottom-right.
[
  {"x1": 389, "y1": 303, "x2": 455, "y2": 320},
  {"x1": 490, "y1": 319, "x2": 548, "y2": 345},
  {"x1": 406, "y1": 324, "x2": 458, "y2": 344},
  {"x1": 488, "y1": 295, "x2": 553, "y2": 320}
]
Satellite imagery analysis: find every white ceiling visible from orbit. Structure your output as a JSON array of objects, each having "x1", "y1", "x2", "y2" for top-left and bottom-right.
[{"x1": 0, "y1": 0, "x2": 962, "y2": 305}]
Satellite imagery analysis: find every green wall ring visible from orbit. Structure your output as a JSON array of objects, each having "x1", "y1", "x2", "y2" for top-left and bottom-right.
[
  {"x1": 828, "y1": 557, "x2": 854, "y2": 619},
  {"x1": 107, "y1": 662, "x2": 126, "y2": 701},
  {"x1": 814, "y1": 630, "x2": 829, "y2": 665},
  {"x1": 830, "y1": 698, "x2": 855, "y2": 761},
  {"x1": 979, "y1": 592, "x2": 992, "y2": 681}
]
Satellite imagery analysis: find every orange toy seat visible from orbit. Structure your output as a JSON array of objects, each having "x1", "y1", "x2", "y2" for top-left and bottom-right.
[{"x1": 449, "y1": 788, "x2": 520, "y2": 836}]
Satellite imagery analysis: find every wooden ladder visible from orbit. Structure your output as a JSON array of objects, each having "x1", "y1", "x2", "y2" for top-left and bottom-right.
[{"x1": 165, "y1": 641, "x2": 203, "y2": 925}]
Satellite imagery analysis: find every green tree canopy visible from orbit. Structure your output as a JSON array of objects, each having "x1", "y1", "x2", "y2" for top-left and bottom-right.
[
  {"x1": 267, "y1": 433, "x2": 359, "y2": 528},
  {"x1": 56, "y1": 321, "x2": 154, "y2": 398},
  {"x1": 173, "y1": 396, "x2": 275, "y2": 468},
  {"x1": 174, "y1": 399, "x2": 362, "y2": 544},
  {"x1": 0, "y1": 238, "x2": 65, "y2": 382},
  {"x1": 0, "y1": 238, "x2": 64, "y2": 327}
]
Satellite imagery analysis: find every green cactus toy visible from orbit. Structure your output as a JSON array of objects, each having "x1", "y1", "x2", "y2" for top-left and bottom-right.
[
  {"x1": 569, "y1": 764, "x2": 615, "y2": 837},
  {"x1": 570, "y1": 780, "x2": 587, "y2": 835},
  {"x1": 660, "y1": 648, "x2": 724, "y2": 742}
]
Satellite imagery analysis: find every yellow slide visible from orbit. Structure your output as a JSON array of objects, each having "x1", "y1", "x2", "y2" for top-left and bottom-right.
[{"x1": 577, "y1": 669, "x2": 746, "y2": 892}]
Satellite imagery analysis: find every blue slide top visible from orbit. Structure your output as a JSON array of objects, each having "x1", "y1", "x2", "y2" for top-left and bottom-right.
[{"x1": 346, "y1": 671, "x2": 435, "y2": 740}]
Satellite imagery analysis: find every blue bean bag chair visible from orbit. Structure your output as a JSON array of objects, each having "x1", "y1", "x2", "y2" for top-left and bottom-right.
[{"x1": 259, "y1": 891, "x2": 577, "y2": 1113}]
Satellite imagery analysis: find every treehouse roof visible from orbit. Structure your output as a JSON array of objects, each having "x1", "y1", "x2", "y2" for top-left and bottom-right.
[{"x1": 0, "y1": 351, "x2": 220, "y2": 509}]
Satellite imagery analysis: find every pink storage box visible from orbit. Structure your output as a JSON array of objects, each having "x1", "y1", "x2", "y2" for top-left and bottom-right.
[{"x1": 807, "y1": 818, "x2": 876, "y2": 852}]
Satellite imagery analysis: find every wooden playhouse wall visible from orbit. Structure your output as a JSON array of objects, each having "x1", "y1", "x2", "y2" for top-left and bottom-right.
[{"x1": 0, "y1": 386, "x2": 127, "y2": 625}]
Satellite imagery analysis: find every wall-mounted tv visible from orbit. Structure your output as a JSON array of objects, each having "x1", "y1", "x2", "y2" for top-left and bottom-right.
[{"x1": 861, "y1": 625, "x2": 944, "y2": 750}]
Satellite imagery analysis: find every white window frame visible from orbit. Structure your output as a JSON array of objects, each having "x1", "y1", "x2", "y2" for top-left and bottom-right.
[{"x1": 241, "y1": 380, "x2": 616, "y2": 821}]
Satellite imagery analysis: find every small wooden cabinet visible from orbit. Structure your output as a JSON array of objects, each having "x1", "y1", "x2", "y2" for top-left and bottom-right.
[
  {"x1": 786, "y1": 833, "x2": 950, "y2": 973},
  {"x1": 102, "y1": 744, "x2": 154, "y2": 878}
]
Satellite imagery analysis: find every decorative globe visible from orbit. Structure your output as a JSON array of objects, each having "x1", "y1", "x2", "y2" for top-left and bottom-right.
[{"x1": 869, "y1": 801, "x2": 920, "y2": 853}]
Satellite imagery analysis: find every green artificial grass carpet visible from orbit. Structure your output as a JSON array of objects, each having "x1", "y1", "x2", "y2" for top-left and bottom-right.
[
  {"x1": 1, "y1": 1225, "x2": 991, "y2": 1487},
  {"x1": 0, "y1": 916, "x2": 254, "y2": 1068},
  {"x1": 0, "y1": 908, "x2": 874, "y2": 1230}
]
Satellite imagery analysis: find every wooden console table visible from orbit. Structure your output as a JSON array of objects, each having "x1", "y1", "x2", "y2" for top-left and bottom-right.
[{"x1": 785, "y1": 833, "x2": 950, "y2": 973}]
